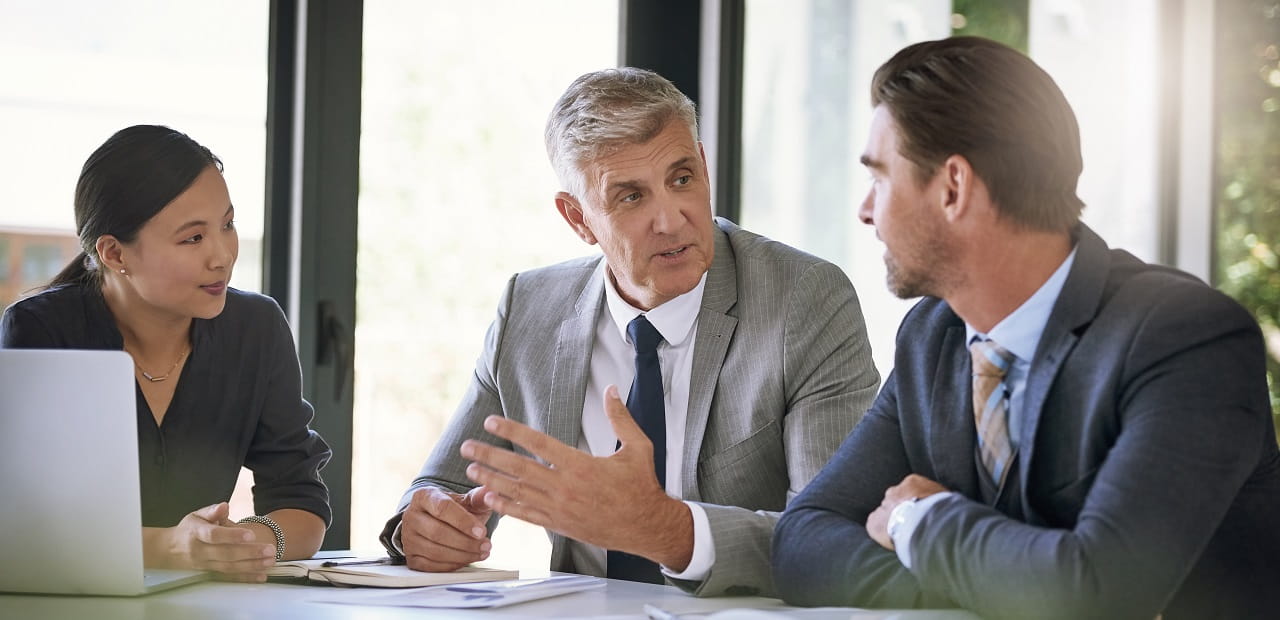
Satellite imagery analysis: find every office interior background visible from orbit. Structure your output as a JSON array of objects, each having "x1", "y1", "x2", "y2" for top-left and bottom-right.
[{"x1": 1, "y1": 0, "x2": 1276, "y2": 571}]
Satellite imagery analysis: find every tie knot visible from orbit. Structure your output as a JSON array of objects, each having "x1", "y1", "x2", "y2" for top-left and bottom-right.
[
  {"x1": 970, "y1": 338, "x2": 1014, "y2": 378},
  {"x1": 627, "y1": 315, "x2": 664, "y2": 354}
]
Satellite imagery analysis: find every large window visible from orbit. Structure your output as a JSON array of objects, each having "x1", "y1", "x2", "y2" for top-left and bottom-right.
[
  {"x1": 1029, "y1": 0, "x2": 1162, "y2": 260},
  {"x1": 740, "y1": 0, "x2": 949, "y2": 377},
  {"x1": 0, "y1": 0, "x2": 268, "y2": 306},
  {"x1": 739, "y1": 0, "x2": 1165, "y2": 377},
  {"x1": 353, "y1": 0, "x2": 619, "y2": 568},
  {"x1": 0, "y1": 0, "x2": 268, "y2": 517}
]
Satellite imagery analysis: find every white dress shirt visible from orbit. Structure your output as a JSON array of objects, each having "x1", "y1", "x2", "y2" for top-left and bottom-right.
[
  {"x1": 391, "y1": 263, "x2": 717, "y2": 578},
  {"x1": 573, "y1": 262, "x2": 715, "y2": 580},
  {"x1": 892, "y1": 247, "x2": 1077, "y2": 570}
]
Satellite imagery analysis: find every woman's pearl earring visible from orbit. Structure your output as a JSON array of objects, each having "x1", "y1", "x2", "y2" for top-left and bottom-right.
[{"x1": 119, "y1": 268, "x2": 127, "y2": 275}]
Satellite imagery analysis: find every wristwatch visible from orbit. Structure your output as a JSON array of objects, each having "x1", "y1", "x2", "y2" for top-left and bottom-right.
[
  {"x1": 238, "y1": 515, "x2": 286, "y2": 561},
  {"x1": 886, "y1": 497, "x2": 919, "y2": 542}
]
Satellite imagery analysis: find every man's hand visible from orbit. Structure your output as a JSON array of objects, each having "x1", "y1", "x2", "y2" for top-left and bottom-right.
[
  {"x1": 401, "y1": 486, "x2": 493, "y2": 572},
  {"x1": 866, "y1": 474, "x2": 949, "y2": 550},
  {"x1": 143, "y1": 502, "x2": 276, "y2": 582},
  {"x1": 461, "y1": 385, "x2": 694, "y2": 570}
]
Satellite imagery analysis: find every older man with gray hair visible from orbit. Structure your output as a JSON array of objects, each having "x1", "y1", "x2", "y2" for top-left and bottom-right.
[{"x1": 380, "y1": 67, "x2": 879, "y2": 597}]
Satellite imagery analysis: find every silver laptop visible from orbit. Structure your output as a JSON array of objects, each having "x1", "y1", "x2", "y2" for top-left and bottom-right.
[{"x1": 0, "y1": 349, "x2": 207, "y2": 595}]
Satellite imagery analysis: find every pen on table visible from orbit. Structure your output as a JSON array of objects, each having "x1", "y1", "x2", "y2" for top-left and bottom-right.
[
  {"x1": 320, "y1": 556, "x2": 406, "y2": 567},
  {"x1": 643, "y1": 603, "x2": 679, "y2": 620}
]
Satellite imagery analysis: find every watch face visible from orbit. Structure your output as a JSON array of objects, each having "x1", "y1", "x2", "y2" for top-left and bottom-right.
[{"x1": 887, "y1": 498, "x2": 917, "y2": 540}]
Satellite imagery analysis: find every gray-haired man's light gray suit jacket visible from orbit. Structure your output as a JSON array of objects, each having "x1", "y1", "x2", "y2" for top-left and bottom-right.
[{"x1": 381, "y1": 218, "x2": 880, "y2": 597}]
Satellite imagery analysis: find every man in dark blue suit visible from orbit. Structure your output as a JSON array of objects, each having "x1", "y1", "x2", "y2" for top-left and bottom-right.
[{"x1": 772, "y1": 36, "x2": 1280, "y2": 620}]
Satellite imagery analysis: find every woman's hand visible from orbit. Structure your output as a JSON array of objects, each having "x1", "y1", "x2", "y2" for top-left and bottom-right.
[{"x1": 143, "y1": 502, "x2": 276, "y2": 582}]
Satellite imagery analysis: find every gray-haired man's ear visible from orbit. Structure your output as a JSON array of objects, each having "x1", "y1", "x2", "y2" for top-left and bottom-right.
[{"x1": 555, "y1": 192, "x2": 598, "y2": 245}]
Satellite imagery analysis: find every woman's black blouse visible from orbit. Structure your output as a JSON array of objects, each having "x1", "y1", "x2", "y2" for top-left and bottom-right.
[{"x1": 1, "y1": 285, "x2": 332, "y2": 528}]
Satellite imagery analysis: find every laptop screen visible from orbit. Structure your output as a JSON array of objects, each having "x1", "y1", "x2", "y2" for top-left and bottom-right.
[{"x1": 0, "y1": 349, "x2": 149, "y2": 595}]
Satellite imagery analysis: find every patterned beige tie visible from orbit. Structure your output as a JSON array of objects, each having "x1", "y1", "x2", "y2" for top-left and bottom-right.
[{"x1": 970, "y1": 339, "x2": 1016, "y2": 488}]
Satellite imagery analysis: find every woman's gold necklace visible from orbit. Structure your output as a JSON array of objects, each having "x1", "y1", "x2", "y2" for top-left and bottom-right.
[{"x1": 134, "y1": 346, "x2": 190, "y2": 383}]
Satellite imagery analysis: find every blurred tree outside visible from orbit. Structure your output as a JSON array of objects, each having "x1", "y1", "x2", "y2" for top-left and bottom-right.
[
  {"x1": 952, "y1": 0, "x2": 1028, "y2": 52},
  {"x1": 1214, "y1": 0, "x2": 1280, "y2": 432}
]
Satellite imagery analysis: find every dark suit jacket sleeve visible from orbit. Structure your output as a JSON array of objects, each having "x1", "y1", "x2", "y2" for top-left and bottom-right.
[
  {"x1": 773, "y1": 369, "x2": 953, "y2": 609},
  {"x1": 775, "y1": 284, "x2": 1270, "y2": 620},
  {"x1": 380, "y1": 274, "x2": 515, "y2": 552}
]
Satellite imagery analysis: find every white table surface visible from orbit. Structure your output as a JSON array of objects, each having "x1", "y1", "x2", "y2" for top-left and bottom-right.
[{"x1": 1, "y1": 574, "x2": 980, "y2": 620}]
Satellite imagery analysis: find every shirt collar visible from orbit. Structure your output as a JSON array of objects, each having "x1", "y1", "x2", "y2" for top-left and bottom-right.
[
  {"x1": 966, "y1": 246, "x2": 1078, "y2": 362},
  {"x1": 602, "y1": 266, "x2": 707, "y2": 347}
]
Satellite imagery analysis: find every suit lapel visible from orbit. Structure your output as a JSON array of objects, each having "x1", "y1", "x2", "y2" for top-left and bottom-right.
[
  {"x1": 1016, "y1": 225, "x2": 1109, "y2": 514},
  {"x1": 681, "y1": 224, "x2": 738, "y2": 501},
  {"x1": 545, "y1": 261, "x2": 606, "y2": 574},
  {"x1": 931, "y1": 323, "x2": 982, "y2": 499},
  {"x1": 545, "y1": 260, "x2": 606, "y2": 451}
]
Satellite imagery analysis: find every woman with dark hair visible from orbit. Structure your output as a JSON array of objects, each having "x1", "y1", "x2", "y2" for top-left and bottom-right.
[{"x1": 0, "y1": 125, "x2": 331, "y2": 582}]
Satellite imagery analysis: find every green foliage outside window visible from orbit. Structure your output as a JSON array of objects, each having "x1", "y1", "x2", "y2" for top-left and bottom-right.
[
  {"x1": 1214, "y1": 1, "x2": 1280, "y2": 428},
  {"x1": 951, "y1": 0, "x2": 1028, "y2": 52}
]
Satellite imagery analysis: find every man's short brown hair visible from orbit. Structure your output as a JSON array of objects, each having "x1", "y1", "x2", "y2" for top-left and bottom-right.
[{"x1": 871, "y1": 36, "x2": 1084, "y2": 232}]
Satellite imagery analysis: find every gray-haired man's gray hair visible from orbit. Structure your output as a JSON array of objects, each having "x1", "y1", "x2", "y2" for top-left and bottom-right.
[{"x1": 544, "y1": 67, "x2": 699, "y2": 200}]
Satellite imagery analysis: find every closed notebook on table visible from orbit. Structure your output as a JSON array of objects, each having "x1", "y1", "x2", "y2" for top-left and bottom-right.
[{"x1": 267, "y1": 559, "x2": 518, "y2": 588}]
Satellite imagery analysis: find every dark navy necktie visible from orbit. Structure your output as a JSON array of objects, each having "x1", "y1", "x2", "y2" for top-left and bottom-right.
[{"x1": 606, "y1": 314, "x2": 667, "y2": 583}]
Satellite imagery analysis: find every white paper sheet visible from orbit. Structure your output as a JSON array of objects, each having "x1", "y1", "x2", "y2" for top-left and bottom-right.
[{"x1": 315, "y1": 575, "x2": 605, "y2": 609}]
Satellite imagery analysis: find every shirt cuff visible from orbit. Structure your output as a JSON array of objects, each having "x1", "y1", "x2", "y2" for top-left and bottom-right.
[
  {"x1": 661, "y1": 501, "x2": 715, "y2": 581},
  {"x1": 389, "y1": 520, "x2": 406, "y2": 555},
  {"x1": 891, "y1": 491, "x2": 953, "y2": 571}
]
